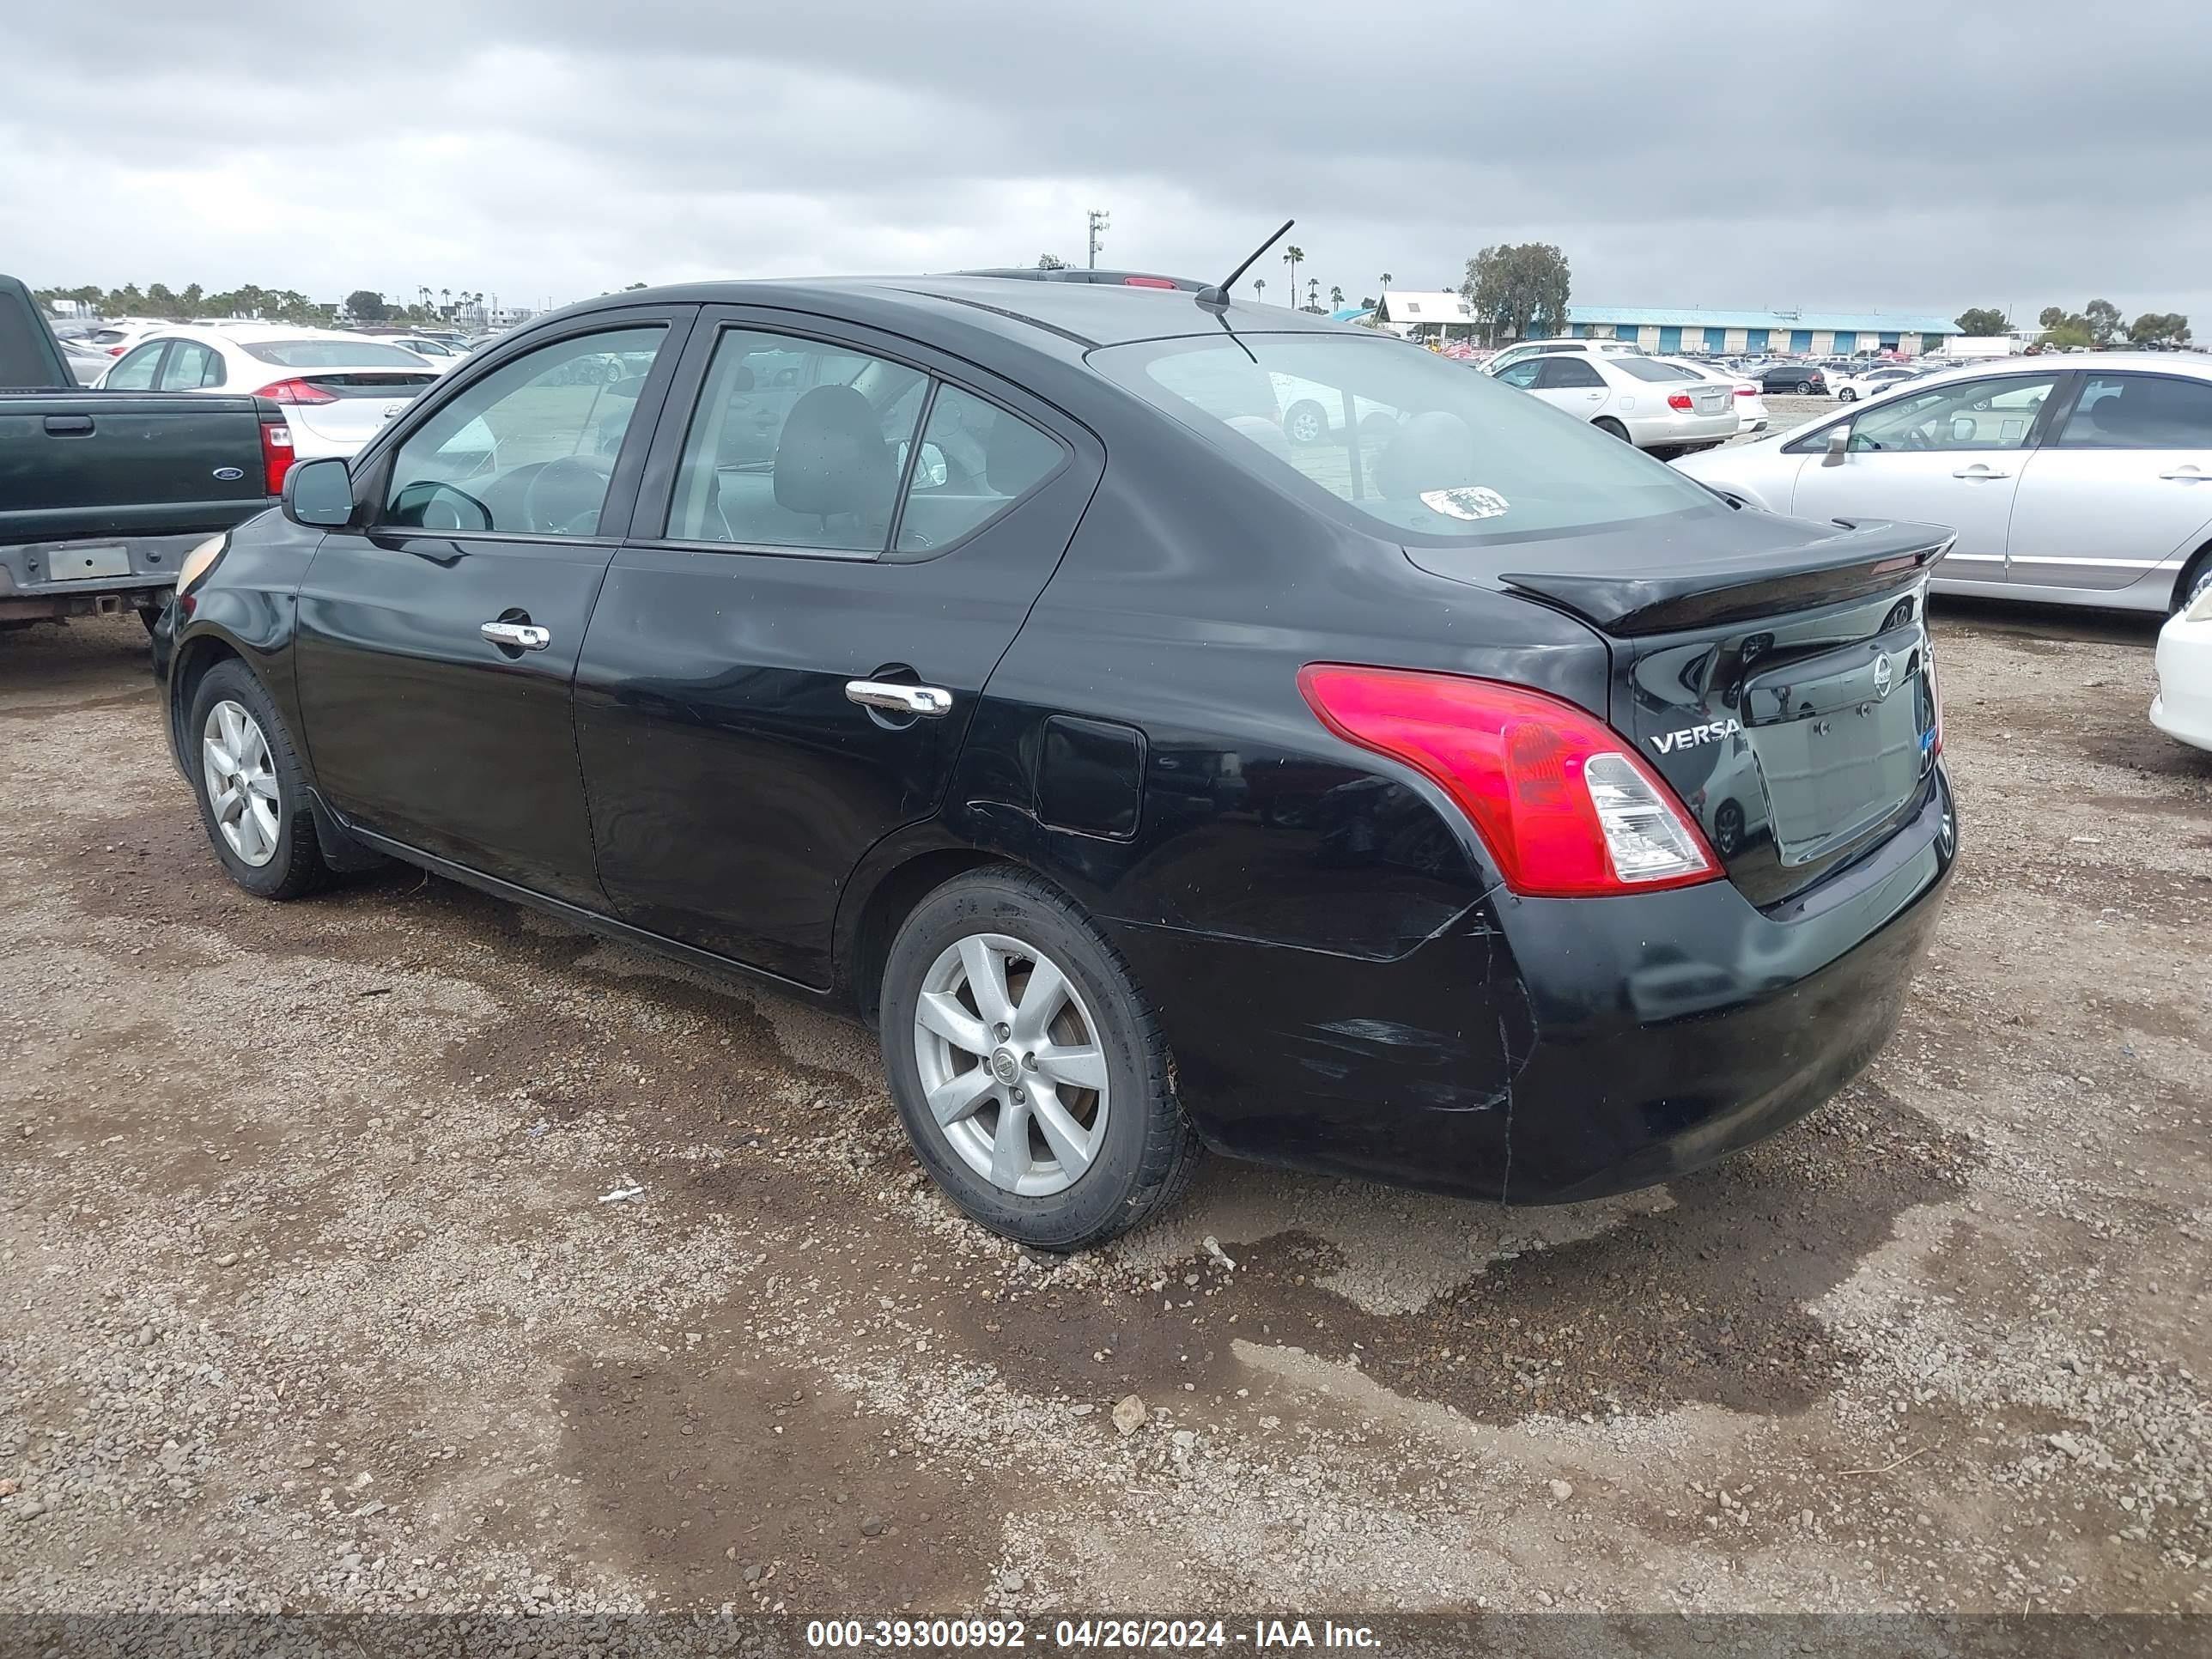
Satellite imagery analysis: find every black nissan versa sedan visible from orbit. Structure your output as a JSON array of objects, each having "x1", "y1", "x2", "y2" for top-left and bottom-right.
[{"x1": 153, "y1": 276, "x2": 1957, "y2": 1250}]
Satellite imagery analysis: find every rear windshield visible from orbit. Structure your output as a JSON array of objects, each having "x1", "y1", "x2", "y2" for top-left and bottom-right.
[
  {"x1": 244, "y1": 339, "x2": 430, "y2": 369},
  {"x1": 1613, "y1": 357, "x2": 1698, "y2": 382},
  {"x1": 1092, "y1": 331, "x2": 1715, "y2": 543}
]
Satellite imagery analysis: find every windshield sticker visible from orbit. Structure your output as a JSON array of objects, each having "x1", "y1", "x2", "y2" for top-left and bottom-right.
[{"x1": 1419, "y1": 486, "x2": 1511, "y2": 521}]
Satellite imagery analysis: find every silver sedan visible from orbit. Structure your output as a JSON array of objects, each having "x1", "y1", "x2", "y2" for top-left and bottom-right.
[{"x1": 1673, "y1": 353, "x2": 2212, "y2": 613}]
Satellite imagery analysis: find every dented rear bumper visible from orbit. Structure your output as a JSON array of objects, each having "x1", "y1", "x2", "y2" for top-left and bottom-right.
[{"x1": 1109, "y1": 769, "x2": 1955, "y2": 1205}]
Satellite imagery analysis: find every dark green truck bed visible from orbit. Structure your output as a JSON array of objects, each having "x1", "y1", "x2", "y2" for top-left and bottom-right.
[{"x1": 1, "y1": 275, "x2": 283, "y2": 625}]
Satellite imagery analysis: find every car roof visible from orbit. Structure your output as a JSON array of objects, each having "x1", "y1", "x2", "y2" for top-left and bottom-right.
[
  {"x1": 1909, "y1": 351, "x2": 2212, "y2": 382},
  {"x1": 540, "y1": 276, "x2": 1361, "y2": 353},
  {"x1": 139, "y1": 324, "x2": 378, "y2": 346}
]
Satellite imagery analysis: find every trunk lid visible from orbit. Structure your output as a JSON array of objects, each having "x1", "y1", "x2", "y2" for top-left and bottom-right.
[
  {"x1": 1409, "y1": 511, "x2": 1950, "y2": 905},
  {"x1": 282, "y1": 373, "x2": 433, "y2": 447}
]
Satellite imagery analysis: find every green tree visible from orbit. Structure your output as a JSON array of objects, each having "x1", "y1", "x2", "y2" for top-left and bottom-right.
[
  {"x1": 1036, "y1": 253, "x2": 1066, "y2": 270},
  {"x1": 1281, "y1": 245, "x2": 1305, "y2": 307},
  {"x1": 345, "y1": 289, "x2": 389, "y2": 322},
  {"x1": 2038, "y1": 306, "x2": 2066, "y2": 331},
  {"x1": 2044, "y1": 320, "x2": 2094, "y2": 349},
  {"x1": 1329, "y1": 283, "x2": 1344, "y2": 308},
  {"x1": 1462, "y1": 243, "x2": 1571, "y2": 343},
  {"x1": 1954, "y1": 307, "x2": 2010, "y2": 337},
  {"x1": 2128, "y1": 312, "x2": 2191, "y2": 346},
  {"x1": 2083, "y1": 299, "x2": 2122, "y2": 346}
]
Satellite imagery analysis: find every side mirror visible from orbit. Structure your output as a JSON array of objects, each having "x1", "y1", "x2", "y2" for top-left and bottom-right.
[
  {"x1": 898, "y1": 441, "x2": 950, "y2": 489},
  {"x1": 1822, "y1": 424, "x2": 1851, "y2": 466},
  {"x1": 283, "y1": 456, "x2": 356, "y2": 527}
]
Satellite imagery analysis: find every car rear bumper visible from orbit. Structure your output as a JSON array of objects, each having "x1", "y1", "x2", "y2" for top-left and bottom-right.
[
  {"x1": 1111, "y1": 768, "x2": 1955, "y2": 1205},
  {"x1": 0, "y1": 534, "x2": 192, "y2": 620},
  {"x1": 1624, "y1": 410, "x2": 1739, "y2": 449}
]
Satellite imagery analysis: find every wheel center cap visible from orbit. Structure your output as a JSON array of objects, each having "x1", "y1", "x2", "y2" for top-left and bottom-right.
[{"x1": 989, "y1": 1048, "x2": 1021, "y2": 1085}]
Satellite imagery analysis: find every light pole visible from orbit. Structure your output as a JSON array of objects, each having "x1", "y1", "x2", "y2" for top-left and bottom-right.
[{"x1": 1086, "y1": 209, "x2": 1110, "y2": 270}]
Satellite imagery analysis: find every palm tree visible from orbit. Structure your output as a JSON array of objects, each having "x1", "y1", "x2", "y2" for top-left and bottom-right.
[
  {"x1": 1306, "y1": 277, "x2": 1320, "y2": 311},
  {"x1": 440, "y1": 286, "x2": 451, "y2": 317},
  {"x1": 1282, "y1": 246, "x2": 1304, "y2": 307},
  {"x1": 1330, "y1": 284, "x2": 1345, "y2": 308},
  {"x1": 1254, "y1": 277, "x2": 1267, "y2": 304},
  {"x1": 1380, "y1": 271, "x2": 1394, "y2": 292}
]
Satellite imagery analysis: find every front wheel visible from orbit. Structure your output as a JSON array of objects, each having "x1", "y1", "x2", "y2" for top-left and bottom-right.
[
  {"x1": 1837, "y1": 387, "x2": 1857, "y2": 403},
  {"x1": 187, "y1": 660, "x2": 329, "y2": 900},
  {"x1": 1283, "y1": 400, "x2": 1328, "y2": 447},
  {"x1": 879, "y1": 866, "x2": 1200, "y2": 1251}
]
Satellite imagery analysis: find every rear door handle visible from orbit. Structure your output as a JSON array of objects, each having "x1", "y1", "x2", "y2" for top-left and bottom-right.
[
  {"x1": 1951, "y1": 465, "x2": 2011, "y2": 479},
  {"x1": 479, "y1": 621, "x2": 550, "y2": 650},
  {"x1": 43, "y1": 414, "x2": 94, "y2": 436},
  {"x1": 2159, "y1": 466, "x2": 2207, "y2": 481},
  {"x1": 845, "y1": 679, "x2": 952, "y2": 717}
]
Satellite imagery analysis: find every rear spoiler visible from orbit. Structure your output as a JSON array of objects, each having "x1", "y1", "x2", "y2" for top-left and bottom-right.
[{"x1": 1500, "y1": 522, "x2": 1951, "y2": 637}]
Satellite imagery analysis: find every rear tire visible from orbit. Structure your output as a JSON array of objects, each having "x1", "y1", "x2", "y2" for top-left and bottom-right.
[
  {"x1": 1796, "y1": 380, "x2": 1817, "y2": 395},
  {"x1": 1593, "y1": 417, "x2": 1632, "y2": 442},
  {"x1": 1837, "y1": 387, "x2": 1857, "y2": 403},
  {"x1": 2172, "y1": 550, "x2": 2212, "y2": 618},
  {"x1": 186, "y1": 660, "x2": 329, "y2": 901},
  {"x1": 879, "y1": 866, "x2": 1200, "y2": 1251}
]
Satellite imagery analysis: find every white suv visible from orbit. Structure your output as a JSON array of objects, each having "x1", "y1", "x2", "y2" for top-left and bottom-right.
[{"x1": 1482, "y1": 337, "x2": 1645, "y2": 379}]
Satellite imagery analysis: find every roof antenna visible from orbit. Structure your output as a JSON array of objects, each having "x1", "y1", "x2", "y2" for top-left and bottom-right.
[{"x1": 1195, "y1": 218, "x2": 1294, "y2": 313}]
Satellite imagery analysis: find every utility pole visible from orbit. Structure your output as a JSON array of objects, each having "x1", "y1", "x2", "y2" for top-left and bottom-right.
[{"x1": 1086, "y1": 209, "x2": 1110, "y2": 270}]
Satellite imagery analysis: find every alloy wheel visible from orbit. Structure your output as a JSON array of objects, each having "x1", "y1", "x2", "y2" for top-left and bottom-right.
[
  {"x1": 912, "y1": 933, "x2": 1109, "y2": 1197},
  {"x1": 202, "y1": 699, "x2": 281, "y2": 866}
]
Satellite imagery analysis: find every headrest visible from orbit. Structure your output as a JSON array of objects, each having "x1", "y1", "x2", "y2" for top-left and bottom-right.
[
  {"x1": 1374, "y1": 410, "x2": 1476, "y2": 499},
  {"x1": 775, "y1": 385, "x2": 892, "y2": 519},
  {"x1": 985, "y1": 408, "x2": 1060, "y2": 494}
]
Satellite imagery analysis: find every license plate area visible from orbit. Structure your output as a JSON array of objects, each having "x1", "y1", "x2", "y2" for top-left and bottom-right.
[
  {"x1": 1741, "y1": 624, "x2": 1930, "y2": 866},
  {"x1": 48, "y1": 545, "x2": 132, "y2": 581}
]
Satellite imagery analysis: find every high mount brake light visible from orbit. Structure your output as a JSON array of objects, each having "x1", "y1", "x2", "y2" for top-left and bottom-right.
[{"x1": 1297, "y1": 665, "x2": 1719, "y2": 897}]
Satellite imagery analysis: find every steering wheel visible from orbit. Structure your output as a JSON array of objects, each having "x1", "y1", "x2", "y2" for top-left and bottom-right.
[
  {"x1": 523, "y1": 455, "x2": 614, "y2": 537},
  {"x1": 1903, "y1": 427, "x2": 1935, "y2": 451}
]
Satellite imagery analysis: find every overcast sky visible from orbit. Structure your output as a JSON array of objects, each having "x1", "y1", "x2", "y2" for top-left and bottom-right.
[{"x1": 7, "y1": 1, "x2": 2207, "y2": 327}]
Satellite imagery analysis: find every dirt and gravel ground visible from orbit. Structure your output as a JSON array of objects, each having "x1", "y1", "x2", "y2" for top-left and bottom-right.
[{"x1": 2, "y1": 599, "x2": 2206, "y2": 1622}]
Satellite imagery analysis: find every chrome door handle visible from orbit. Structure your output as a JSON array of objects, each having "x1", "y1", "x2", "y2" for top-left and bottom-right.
[
  {"x1": 845, "y1": 679, "x2": 952, "y2": 717},
  {"x1": 1950, "y1": 465, "x2": 2011, "y2": 479},
  {"x1": 2159, "y1": 467, "x2": 2206, "y2": 481},
  {"x1": 480, "y1": 621, "x2": 550, "y2": 650}
]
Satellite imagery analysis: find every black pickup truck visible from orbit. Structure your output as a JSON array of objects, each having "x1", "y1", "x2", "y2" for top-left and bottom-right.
[{"x1": 1, "y1": 275, "x2": 288, "y2": 629}]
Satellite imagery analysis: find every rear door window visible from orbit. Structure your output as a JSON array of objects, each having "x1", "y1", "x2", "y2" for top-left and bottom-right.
[
  {"x1": 2056, "y1": 374, "x2": 2212, "y2": 449},
  {"x1": 893, "y1": 385, "x2": 1064, "y2": 554},
  {"x1": 663, "y1": 328, "x2": 927, "y2": 554},
  {"x1": 1537, "y1": 357, "x2": 1604, "y2": 388},
  {"x1": 158, "y1": 341, "x2": 217, "y2": 391}
]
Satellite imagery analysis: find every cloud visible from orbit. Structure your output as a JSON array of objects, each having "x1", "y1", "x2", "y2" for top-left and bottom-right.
[{"x1": 6, "y1": 0, "x2": 2207, "y2": 324}]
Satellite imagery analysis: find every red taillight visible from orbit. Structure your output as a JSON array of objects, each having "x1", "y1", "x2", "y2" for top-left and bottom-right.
[
  {"x1": 1667, "y1": 392, "x2": 1695, "y2": 411},
  {"x1": 1297, "y1": 665, "x2": 1720, "y2": 897},
  {"x1": 108, "y1": 344, "x2": 126, "y2": 356},
  {"x1": 258, "y1": 420, "x2": 295, "y2": 496},
  {"x1": 253, "y1": 378, "x2": 338, "y2": 405},
  {"x1": 1734, "y1": 385, "x2": 1757, "y2": 397},
  {"x1": 1121, "y1": 276, "x2": 1176, "y2": 289}
]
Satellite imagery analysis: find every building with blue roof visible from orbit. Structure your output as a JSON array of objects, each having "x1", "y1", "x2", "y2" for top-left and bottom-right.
[{"x1": 1563, "y1": 305, "x2": 1960, "y2": 356}]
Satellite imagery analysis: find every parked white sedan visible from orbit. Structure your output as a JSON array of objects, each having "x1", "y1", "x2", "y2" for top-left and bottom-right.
[
  {"x1": 1674, "y1": 354, "x2": 2212, "y2": 613},
  {"x1": 2152, "y1": 567, "x2": 2212, "y2": 751},
  {"x1": 1492, "y1": 350, "x2": 1736, "y2": 458},
  {"x1": 96, "y1": 325, "x2": 440, "y2": 459},
  {"x1": 1657, "y1": 356, "x2": 1770, "y2": 434},
  {"x1": 1832, "y1": 363, "x2": 1926, "y2": 403}
]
